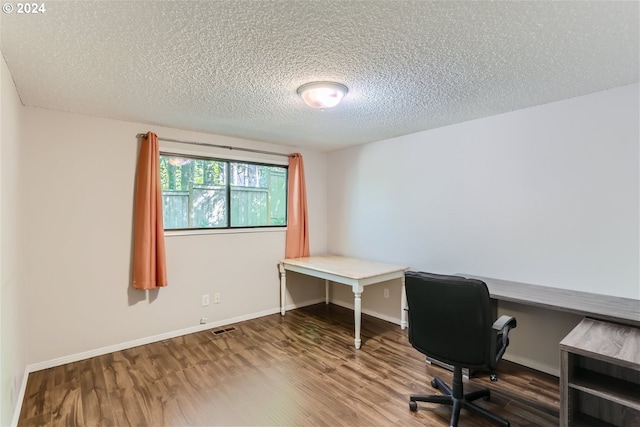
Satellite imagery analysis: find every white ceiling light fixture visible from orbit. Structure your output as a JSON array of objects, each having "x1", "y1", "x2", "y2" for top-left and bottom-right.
[{"x1": 297, "y1": 81, "x2": 348, "y2": 109}]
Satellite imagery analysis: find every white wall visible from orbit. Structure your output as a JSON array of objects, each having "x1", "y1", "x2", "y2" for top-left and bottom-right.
[
  {"x1": 4, "y1": 62, "x2": 637, "y2": 416},
  {"x1": 19, "y1": 108, "x2": 327, "y2": 366},
  {"x1": 1, "y1": 56, "x2": 28, "y2": 425},
  {"x1": 327, "y1": 83, "x2": 639, "y2": 374}
]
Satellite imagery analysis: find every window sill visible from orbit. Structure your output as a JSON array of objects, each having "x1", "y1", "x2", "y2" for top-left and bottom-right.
[{"x1": 164, "y1": 227, "x2": 287, "y2": 237}]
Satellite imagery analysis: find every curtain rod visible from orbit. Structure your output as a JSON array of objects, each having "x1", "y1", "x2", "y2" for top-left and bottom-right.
[{"x1": 137, "y1": 133, "x2": 291, "y2": 158}]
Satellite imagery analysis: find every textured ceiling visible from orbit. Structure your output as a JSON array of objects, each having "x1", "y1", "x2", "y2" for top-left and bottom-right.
[{"x1": 1, "y1": 1, "x2": 638, "y2": 151}]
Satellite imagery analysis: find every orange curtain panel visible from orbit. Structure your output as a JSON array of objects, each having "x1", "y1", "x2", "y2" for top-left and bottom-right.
[
  {"x1": 132, "y1": 132, "x2": 168, "y2": 289},
  {"x1": 285, "y1": 153, "x2": 310, "y2": 258}
]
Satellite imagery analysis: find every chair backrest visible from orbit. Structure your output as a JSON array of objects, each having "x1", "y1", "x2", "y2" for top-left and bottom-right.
[{"x1": 405, "y1": 271, "x2": 495, "y2": 370}]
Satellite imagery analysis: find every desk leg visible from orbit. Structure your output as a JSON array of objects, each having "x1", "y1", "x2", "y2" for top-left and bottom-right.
[
  {"x1": 325, "y1": 279, "x2": 329, "y2": 304},
  {"x1": 279, "y1": 263, "x2": 286, "y2": 316},
  {"x1": 354, "y1": 291, "x2": 362, "y2": 349},
  {"x1": 400, "y1": 275, "x2": 407, "y2": 329},
  {"x1": 490, "y1": 299, "x2": 498, "y2": 321}
]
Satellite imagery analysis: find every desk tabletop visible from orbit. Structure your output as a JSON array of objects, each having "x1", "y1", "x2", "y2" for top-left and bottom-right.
[
  {"x1": 560, "y1": 318, "x2": 640, "y2": 367},
  {"x1": 462, "y1": 274, "x2": 640, "y2": 328},
  {"x1": 281, "y1": 255, "x2": 408, "y2": 280}
]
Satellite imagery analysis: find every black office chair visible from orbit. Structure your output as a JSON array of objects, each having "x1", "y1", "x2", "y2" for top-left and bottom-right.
[{"x1": 405, "y1": 271, "x2": 517, "y2": 427}]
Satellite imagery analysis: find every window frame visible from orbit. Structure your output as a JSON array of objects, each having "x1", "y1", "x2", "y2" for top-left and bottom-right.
[{"x1": 159, "y1": 150, "x2": 288, "y2": 233}]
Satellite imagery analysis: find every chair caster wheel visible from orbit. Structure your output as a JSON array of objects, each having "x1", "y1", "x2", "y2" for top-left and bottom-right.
[
  {"x1": 409, "y1": 401, "x2": 418, "y2": 412},
  {"x1": 490, "y1": 373, "x2": 498, "y2": 382},
  {"x1": 431, "y1": 379, "x2": 438, "y2": 389},
  {"x1": 483, "y1": 393, "x2": 491, "y2": 401}
]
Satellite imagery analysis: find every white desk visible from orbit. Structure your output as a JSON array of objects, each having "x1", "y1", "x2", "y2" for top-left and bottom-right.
[{"x1": 279, "y1": 255, "x2": 409, "y2": 349}]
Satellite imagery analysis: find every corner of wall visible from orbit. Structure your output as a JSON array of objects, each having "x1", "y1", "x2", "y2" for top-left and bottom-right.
[{"x1": 1, "y1": 52, "x2": 29, "y2": 427}]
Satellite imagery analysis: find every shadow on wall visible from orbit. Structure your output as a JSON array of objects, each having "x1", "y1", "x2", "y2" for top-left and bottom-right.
[{"x1": 128, "y1": 286, "x2": 160, "y2": 305}]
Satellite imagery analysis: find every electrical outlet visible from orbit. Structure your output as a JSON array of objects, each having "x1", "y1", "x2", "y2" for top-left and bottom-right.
[
  {"x1": 384, "y1": 288, "x2": 390, "y2": 299},
  {"x1": 214, "y1": 293, "x2": 221, "y2": 304},
  {"x1": 202, "y1": 294, "x2": 210, "y2": 306}
]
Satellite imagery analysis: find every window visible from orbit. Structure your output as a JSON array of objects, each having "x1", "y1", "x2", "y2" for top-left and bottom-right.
[{"x1": 159, "y1": 154, "x2": 287, "y2": 230}]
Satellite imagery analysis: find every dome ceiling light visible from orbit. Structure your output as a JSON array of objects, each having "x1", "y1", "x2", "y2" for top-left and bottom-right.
[{"x1": 297, "y1": 81, "x2": 348, "y2": 109}]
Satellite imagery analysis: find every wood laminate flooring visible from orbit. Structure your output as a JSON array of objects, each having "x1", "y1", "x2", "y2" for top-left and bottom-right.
[{"x1": 19, "y1": 303, "x2": 559, "y2": 426}]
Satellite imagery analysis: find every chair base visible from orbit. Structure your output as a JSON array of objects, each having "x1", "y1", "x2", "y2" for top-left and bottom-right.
[{"x1": 409, "y1": 367, "x2": 510, "y2": 427}]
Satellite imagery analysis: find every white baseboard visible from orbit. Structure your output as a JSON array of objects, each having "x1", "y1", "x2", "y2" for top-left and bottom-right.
[
  {"x1": 26, "y1": 308, "x2": 270, "y2": 372},
  {"x1": 11, "y1": 367, "x2": 29, "y2": 427},
  {"x1": 285, "y1": 297, "x2": 325, "y2": 312},
  {"x1": 328, "y1": 300, "x2": 560, "y2": 378},
  {"x1": 502, "y1": 354, "x2": 559, "y2": 377},
  {"x1": 330, "y1": 300, "x2": 402, "y2": 326},
  {"x1": 26, "y1": 299, "x2": 326, "y2": 373}
]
